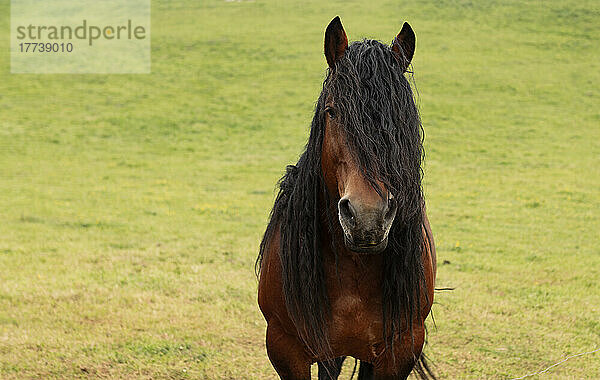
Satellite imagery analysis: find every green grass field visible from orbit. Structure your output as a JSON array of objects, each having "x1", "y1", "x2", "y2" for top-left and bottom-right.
[{"x1": 1, "y1": 0, "x2": 599, "y2": 378}]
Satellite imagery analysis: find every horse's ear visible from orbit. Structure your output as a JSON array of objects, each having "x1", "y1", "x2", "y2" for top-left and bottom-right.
[
  {"x1": 391, "y1": 22, "x2": 415, "y2": 72},
  {"x1": 324, "y1": 16, "x2": 348, "y2": 69}
]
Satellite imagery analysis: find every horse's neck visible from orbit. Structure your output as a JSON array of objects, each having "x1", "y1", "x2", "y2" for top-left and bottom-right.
[{"x1": 317, "y1": 202, "x2": 384, "y2": 285}]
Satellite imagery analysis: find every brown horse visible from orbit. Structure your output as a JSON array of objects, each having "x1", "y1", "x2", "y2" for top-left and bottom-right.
[{"x1": 257, "y1": 17, "x2": 436, "y2": 380}]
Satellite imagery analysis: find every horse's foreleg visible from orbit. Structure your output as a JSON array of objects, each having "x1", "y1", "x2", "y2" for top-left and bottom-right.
[
  {"x1": 371, "y1": 328, "x2": 425, "y2": 380},
  {"x1": 356, "y1": 360, "x2": 411, "y2": 380},
  {"x1": 357, "y1": 361, "x2": 374, "y2": 379},
  {"x1": 317, "y1": 356, "x2": 345, "y2": 379},
  {"x1": 266, "y1": 321, "x2": 312, "y2": 380}
]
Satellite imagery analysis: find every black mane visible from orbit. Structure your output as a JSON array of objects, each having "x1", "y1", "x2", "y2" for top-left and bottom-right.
[{"x1": 257, "y1": 39, "x2": 427, "y2": 361}]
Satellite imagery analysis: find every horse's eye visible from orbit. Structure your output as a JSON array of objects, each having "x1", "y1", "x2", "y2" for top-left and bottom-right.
[{"x1": 325, "y1": 107, "x2": 337, "y2": 120}]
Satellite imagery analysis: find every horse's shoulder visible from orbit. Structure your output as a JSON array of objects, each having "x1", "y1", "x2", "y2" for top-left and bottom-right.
[
  {"x1": 422, "y1": 209, "x2": 436, "y2": 316},
  {"x1": 257, "y1": 223, "x2": 288, "y2": 325}
]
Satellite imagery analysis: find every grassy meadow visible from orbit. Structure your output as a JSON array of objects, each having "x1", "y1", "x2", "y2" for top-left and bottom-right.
[{"x1": 1, "y1": 0, "x2": 599, "y2": 378}]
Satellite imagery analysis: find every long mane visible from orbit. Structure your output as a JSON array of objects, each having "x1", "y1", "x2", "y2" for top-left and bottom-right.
[{"x1": 257, "y1": 39, "x2": 427, "y2": 361}]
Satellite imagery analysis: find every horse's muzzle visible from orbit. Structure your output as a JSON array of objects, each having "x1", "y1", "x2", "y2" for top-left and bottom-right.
[
  {"x1": 343, "y1": 235, "x2": 389, "y2": 254},
  {"x1": 338, "y1": 195, "x2": 397, "y2": 254}
]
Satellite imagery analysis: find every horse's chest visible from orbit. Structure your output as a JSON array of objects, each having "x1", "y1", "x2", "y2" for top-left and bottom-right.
[
  {"x1": 323, "y1": 251, "x2": 387, "y2": 358},
  {"x1": 328, "y1": 291, "x2": 385, "y2": 357}
]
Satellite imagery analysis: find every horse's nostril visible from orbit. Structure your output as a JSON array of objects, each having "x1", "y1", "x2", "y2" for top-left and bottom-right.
[{"x1": 338, "y1": 198, "x2": 356, "y2": 225}]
